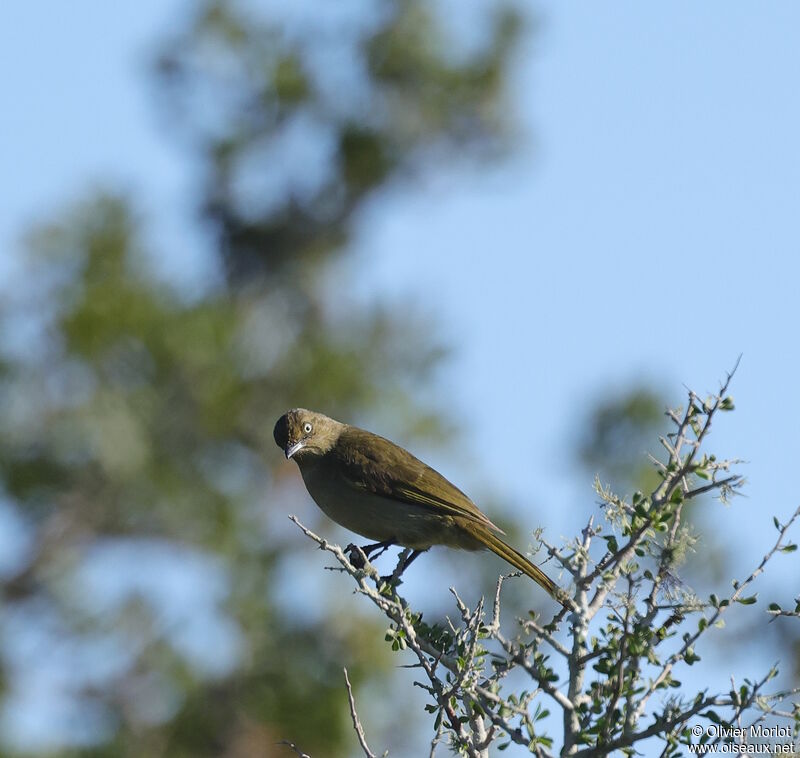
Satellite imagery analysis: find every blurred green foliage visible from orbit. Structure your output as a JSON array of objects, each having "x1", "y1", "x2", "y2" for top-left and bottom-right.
[
  {"x1": 0, "y1": 1, "x2": 521, "y2": 755},
  {"x1": 577, "y1": 386, "x2": 668, "y2": 495}
]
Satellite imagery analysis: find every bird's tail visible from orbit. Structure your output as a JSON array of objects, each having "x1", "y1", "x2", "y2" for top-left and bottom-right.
[{"x1": 474, "y1": 528, "x2": 562, "y2": 603}]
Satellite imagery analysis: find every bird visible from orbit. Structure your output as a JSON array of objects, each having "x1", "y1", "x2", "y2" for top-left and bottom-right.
[{"x1": 273, "y1": 408, "x2": 561, "y2": 602}]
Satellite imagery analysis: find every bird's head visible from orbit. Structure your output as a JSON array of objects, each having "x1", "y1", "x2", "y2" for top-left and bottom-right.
[{"x1": 273, "y1": 409, "x2": 343, "y2": 461}]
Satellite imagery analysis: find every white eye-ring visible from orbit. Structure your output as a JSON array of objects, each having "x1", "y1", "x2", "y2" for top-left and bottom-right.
[{"x1": 303, "y1": 422, "x2": 313, "y2": 434}]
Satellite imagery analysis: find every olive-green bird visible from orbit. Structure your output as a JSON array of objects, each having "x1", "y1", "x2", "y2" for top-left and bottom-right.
[{"x1": 273, "y1": 408, "x2": 560, "y2": 601}]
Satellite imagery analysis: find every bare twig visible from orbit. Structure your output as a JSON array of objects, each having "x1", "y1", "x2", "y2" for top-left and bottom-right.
[
  {"x1": 277, "y1": 740, "x2": 312, "y2": 758},
  {"x1": 343, "y1": 667, "x2": 379, "y2": 758},
  {"x1": 682, "y1": 474, "x2": 742, "y2": 501}
]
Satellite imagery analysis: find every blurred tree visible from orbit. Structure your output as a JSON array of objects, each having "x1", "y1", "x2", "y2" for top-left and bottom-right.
[
  {"x1": 0, "y1": 1, "x2": 522, "y2": 756},
  {"x1": 576, "y1": 385, "x2": 668, "y2": 495}
]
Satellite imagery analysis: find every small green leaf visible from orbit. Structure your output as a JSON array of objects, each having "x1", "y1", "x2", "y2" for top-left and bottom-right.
[
  {"x1": 684, "y1": 648, "x2": 701, "y2": 665},
  {"x1": 780, "y1": 543, "x2": 797, "y2": 553},
  {"x1": 736, "y1": 595, "x2": 757, "y2": 605}
]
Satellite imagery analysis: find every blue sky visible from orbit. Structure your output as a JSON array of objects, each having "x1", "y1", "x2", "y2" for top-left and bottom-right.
[
  {"x1": 347, "y1": 2, "x2": 800, "y2": 544},
  {"x1": 2, "y1": 0, "x2": 800, "y2": 752}
]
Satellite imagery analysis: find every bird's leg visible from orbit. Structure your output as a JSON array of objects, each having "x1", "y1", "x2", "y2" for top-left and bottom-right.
[
  {"x1": 398, "y1": 549, "x2": 422, "y2": 573},
  {"x1": 346, "y1": 538, "x2": 396, "y2": 569},
  {"x1": 362, "y1": 539, "x2": 396, "y2": 560}
]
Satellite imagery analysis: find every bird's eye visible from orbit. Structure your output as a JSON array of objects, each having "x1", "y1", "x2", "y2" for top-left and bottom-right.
[{"x1": 303, "y1": 422, "x2": 313, "y2": 434}]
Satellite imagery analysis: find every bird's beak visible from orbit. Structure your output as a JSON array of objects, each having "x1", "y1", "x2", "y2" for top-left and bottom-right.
[{"x1": 285, "y1": 441, "x2": 304, "y2": 459}]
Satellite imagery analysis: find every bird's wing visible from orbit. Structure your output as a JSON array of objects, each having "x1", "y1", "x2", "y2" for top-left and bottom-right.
[{"x1": 332, "y1": 427, "x2": 503, "y2": 533}]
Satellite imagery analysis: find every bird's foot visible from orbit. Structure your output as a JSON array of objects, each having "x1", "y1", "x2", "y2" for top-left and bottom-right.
[
  {"x1": 346, "y1": 539, "x2": 395, "y2": 569},
  {"x1": 345, "y1": 543, "x2": 369, "y2": 569}
]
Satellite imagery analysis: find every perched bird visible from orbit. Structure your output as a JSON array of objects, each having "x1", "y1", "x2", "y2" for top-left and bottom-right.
[{"x1": 273, "y1": 408, "x2": 560, "y2": 601}]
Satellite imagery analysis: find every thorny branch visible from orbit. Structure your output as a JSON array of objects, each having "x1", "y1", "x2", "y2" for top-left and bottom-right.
[{"x1": 288, "y1": 366, "x2": 800, "y2": 756}]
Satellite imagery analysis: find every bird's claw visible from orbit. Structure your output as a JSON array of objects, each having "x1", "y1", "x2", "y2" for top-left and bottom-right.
[{"x1": 346, "y1": 543, "x2": 368, "y2": 569}]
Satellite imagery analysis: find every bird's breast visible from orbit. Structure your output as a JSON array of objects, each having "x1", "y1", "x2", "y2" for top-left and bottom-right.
[{"x1": 296, "y1": 457, "x2": 480, "y2": 551}]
